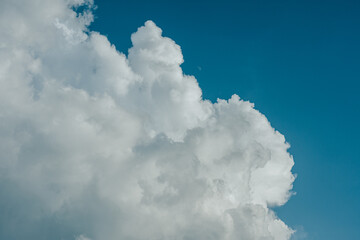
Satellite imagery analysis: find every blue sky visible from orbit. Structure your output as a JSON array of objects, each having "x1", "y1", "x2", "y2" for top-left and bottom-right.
[
  {"x1": 90, "y1": 0, "x2": 360, "y2": 239},
  {"x1": 1, "y1": 0, "x2": 359, "y2": 239}
]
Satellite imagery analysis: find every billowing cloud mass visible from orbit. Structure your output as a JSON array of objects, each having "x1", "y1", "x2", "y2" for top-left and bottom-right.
[{"x1": 0, "y1": 0, "x2": 295, "y2": 239}]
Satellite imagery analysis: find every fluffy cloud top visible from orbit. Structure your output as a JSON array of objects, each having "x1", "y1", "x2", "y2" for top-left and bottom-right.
[{"x1": 0, "y1": 0, "x2": 295, "y2": 239}]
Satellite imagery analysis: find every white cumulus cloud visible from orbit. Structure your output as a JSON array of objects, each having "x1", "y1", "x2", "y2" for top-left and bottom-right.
[{"x1": 0, "y1": 0, "x2": 295, "y2": 239}]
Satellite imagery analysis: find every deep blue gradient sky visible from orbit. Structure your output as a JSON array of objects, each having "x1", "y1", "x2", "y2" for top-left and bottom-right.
[{"x1": 90, "y1": 0, "x2": 360, "y2": 239}]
